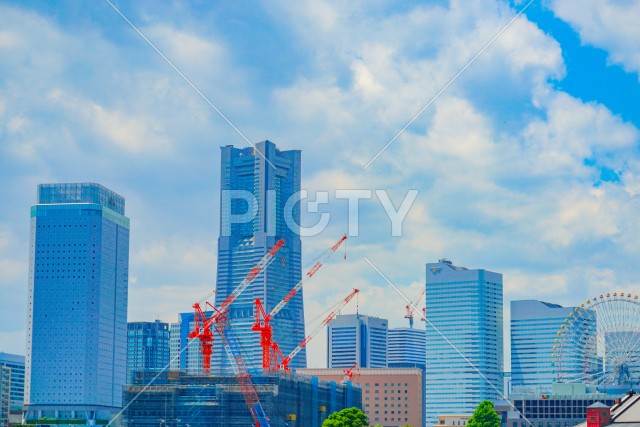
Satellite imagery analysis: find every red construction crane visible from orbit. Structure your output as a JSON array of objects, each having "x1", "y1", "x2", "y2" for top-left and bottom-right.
[
  {"x1": 404, "y1": 288, "x2": 426, "y2": 328},
  {"x1": 342, "y1": 362, "x2": 359, "y2": 384},
  {"x1": 189, "y1": 239, "x2": 285, "y2": 374},
  {"x1": 253, "y1": 234, "x2": 347, "y2": 371},
  {"x1": 273, "y1": 288, "x2": 360, "y2": 371}
]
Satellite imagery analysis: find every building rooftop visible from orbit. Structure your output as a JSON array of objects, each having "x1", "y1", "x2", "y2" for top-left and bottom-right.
[
  {"x1": 573, "y1": 393, "x2": 640, "y2": 427},
  {"x1": 37, "y1": 182, "x2": 125, "y2": 215}
]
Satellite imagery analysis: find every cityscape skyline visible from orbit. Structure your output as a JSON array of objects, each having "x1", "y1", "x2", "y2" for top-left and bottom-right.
[{"x1": 2, "y1": 0, "x2": 640, "y2": 377}]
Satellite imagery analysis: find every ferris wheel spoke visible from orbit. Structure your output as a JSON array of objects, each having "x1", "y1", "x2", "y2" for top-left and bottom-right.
[
  {"x1": 564, "y1": 369, "x2": 606, "y2": 384},
  {"x1": 622, "y1": 332, "x2": 640, "y2": 357}
]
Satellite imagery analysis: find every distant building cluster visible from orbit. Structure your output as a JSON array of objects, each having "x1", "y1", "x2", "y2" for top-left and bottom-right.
[{"x1": 3, "y1": 140, "x2": 629, "y2": 427}]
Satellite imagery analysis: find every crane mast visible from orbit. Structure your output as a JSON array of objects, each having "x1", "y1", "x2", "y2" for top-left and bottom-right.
[
  {"x1": 213, "y1": 313, "x2": 270, "y2": 427},
  {"x1": 405, "y1": 288, "x2": 426, "y2": 328},
  {"x1": 277, "y1": 288, "x2": 360, "y2": 371},
  {"x1": 253, "y1": 235, "x2": 347, "y2": 371}
]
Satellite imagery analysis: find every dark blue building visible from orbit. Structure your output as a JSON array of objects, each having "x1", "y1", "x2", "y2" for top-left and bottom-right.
[
  {"x1": 127, "y1": 321, "x2": 170, "y2": 382},
  {"x1": 214, "y1": 141, "x2": 305, "y2": 370},
  {"x1": 25, "y1": 183, "x2": 129, "y2": 426}
]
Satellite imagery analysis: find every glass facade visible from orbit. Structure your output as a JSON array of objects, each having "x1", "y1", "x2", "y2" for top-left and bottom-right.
[
  {"x1": 1, "y1": 367, "x2": 9, "y2": 427},
  {"x1": 388, "y1": 328, "x2": 427, "y2": 368},
  {"x1": 511, "y1": 300, "x2": 596, "y2": 394},
  {"x1": 25, "y1": 183, "x2": 129, "y2": 424},
  {"x1": 168, "y1": 322, "x2": 181, "y2": 372},
  {"x1": 327, "y1": 314, "x2": 388, "y2": 368},
  {"x1": 126, "y1": 321, "x2": 170, "y2": 382},
  {"x1": 388, "y1": 327, "x2": 427, "y2": 427},
  {"x1": 122, "y1": 371, "x2": 361, "y2": 427},
  {"x1": 425, "y1": 259, "x2": 503, "y2": 426},
  {"x1": 0, "y1": 352, "x2": 25, "y2": 411},
  {"x1": 214, "y1": 140, "x2": 305, "y2": 370}
]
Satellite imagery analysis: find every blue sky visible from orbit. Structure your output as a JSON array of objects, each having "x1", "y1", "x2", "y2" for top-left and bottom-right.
[{"x1": 1, "y1": 0, "x2": 639, "y2": 369}]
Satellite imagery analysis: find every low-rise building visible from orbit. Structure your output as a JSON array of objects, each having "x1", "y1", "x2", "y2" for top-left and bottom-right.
[
  {"x1": 437, "y1": 414, "x2": 470, "y2": 427},
  {"x1": 298, "y1": 367, "x2": 424, "y2": 427},
  {"x1": 573, "y1": 394, "x2": 640, "y2": 427},
  {"x1": 502, "y1": 385, "x2": 623, "y2": 427}
]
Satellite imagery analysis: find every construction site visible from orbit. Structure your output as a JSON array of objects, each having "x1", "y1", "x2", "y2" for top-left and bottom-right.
[
  {"x1": 123, "y1": 370, "x2": 360, "y2": 427},
  {"x1": 121, "y1": 235, "x2": 362, "y2": 427}
]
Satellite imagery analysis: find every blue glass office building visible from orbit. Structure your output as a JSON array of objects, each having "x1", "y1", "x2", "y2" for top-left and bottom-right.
[
  {"x1": 126, "y1": 321, "x2": 170, "y2": 382},
  {"x1": 511, "y1": 300, "x2": 596, "y2": 394},
  {"x1": 388, "y1": 328, "x2": 427, "y2": 369},
  {"x1": 25, "y1": 183, "x2": 129, "y2": 425},
  {"x1": 327, "y1": 314, "x2": 388, "y2": 368},
  {"x1": 0, "y1": 353, "x2": 25, "y2": 411},
  {"x1": 425, "y1": 259, "x2": 503, "y2": 426},
  {"x1": 214, "y1": 141, "x2": 304, "y2": 370}
]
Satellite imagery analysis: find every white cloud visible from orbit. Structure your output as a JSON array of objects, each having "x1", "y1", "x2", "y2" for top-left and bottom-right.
[
  {"x1": 549, "y1": 0, "x2": 640, "y2": 77},
  {"x1": 2, "y1": 0, "x2": 640, "y2": 369}
]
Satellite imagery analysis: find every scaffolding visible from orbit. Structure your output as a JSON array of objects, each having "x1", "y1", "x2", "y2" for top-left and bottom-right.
[{"x1": 123, "y1": 371, "x2": 361, "y2": 427}]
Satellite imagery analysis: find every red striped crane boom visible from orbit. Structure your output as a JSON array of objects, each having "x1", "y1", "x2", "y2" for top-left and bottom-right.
[
  {"x1": 275, "y1": 288, "x2": 360, "y2": 371},
  {"x1": 253, "y1": 234, "x2": 347, "y2": 371},
  {"x1": 189, "y1": 238, "x2": 284, "y2": 374}
]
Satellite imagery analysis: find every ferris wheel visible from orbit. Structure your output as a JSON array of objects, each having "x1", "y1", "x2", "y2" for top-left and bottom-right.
[{"x1": 552, "y1": 292, "x2": 640, "y2": 389}]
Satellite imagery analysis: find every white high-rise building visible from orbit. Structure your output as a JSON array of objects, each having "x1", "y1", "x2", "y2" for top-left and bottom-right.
[
  {"x1": 327, "y1": 314, "x2": 388, "y2": 368},
  {"x1": 425, "y1": 259, "x2": 503, "y2": 427}
]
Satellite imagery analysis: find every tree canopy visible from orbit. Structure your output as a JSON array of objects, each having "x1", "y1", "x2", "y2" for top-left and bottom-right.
[
  {"x1": 322, "y1": 407, "x2": 369, "y2": 427},
  {"x1": 467, "y1": 400, "x2": 501, "y2": 427}
]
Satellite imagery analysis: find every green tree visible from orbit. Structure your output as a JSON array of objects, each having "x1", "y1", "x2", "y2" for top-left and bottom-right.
[
  {"x1": 322, "y1": 407, "x2": 369, "y2": 427},
  {"x1": 467, "y1": 400, "x2": 501, "y2": 427}
]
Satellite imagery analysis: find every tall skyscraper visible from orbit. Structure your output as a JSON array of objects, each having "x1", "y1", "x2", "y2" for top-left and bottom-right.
[
  {"x1": 0, "y1": 353, "x2": 25, "y2": 411},
  {"x1": 214, "y1": 140, "x2": 304, "y2": 370},
  {"x1": 511, "y1": 300, "x2": 596, "y2": 394},
  {"x1": 126, "y1": 321, "x2": 170, "y2": 381},
  {"x1": 425, "y1": 259, "x2": 503, "y2": 426},
  {"x1": 327, "y1": 314, "x2": 388, "y2": 369},
  {"x1": 25, "y1": 183, "x2": 129, "y2": 425},
  {"x1": 388, "y1": 328, "x2": 427, "y2": 369}
]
